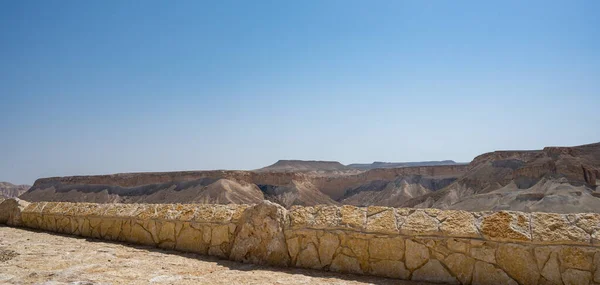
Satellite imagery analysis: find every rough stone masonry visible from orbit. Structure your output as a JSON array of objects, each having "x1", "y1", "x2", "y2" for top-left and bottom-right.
[{"x1": 1, "y1": 198, "x2": 599, "y2": 285}]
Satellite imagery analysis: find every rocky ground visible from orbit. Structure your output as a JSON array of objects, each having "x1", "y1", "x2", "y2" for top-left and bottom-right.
[{"x1": 0, "y1": 226, "x2": 434, "y2": 285}]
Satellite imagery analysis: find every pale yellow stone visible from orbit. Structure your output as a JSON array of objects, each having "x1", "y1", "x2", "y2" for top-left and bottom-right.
[
  {"x1": 532, "y1": 212, "x2": 590, "y2": 244},
  {"x1": 287, "y1": 237, "x2": 300, "y2": 261},
  {"x1": 472, "y1": 261, "x2": 518, "y2": 285},
  {"x1": 480, "y1": 211, "x2": 531, "y2": 241},
  {"x1": 369, "y1": 260, "x2": 409, "y2": 279},
  {"x1": 0, "y1": 198, "x2": 30, "y2": 227},
  {"x1": 175, "y1": 223, "x2": 205, "y2": 254},
  {"x1": 210, "y1": 205, "x2": 233, "y2": 223},
  {"x1": 541, "y1": 252, "x2": 562, "y2": 285},
  {"x1": 340, "y1": 205, "x2": 365, "y2": 229},
  {"x1": 130, "y1": 222, "x2": 155, "y2": 246},
  {"x1": 330, "y1": 254, "x2": 362, "y2": 274},
  {"x1": 365, "y1": 207, "x2": 397, "y2": 234},
  {"x1": 318, "y1": 232, "x2": 339, "y2": 265},
  {"x1": 595, "y1": 252, "x2": 600, "y2": 283},
  {"x1": 447, "y1": 239, "x2": 469, "y2": 254},
  {"x1": 158, "y1": 221, "x2": 176, "y2": 242},
  {"x1": 405, "y1": 239, "x2": 429, "y2": 270},
  {"x1": 444, "y1": 253, "x2": 475, "y2": 285},
  {"x1": 401, "y1": 210, "x2": 440, "y2": 235},
  {"x1": 313, "y1": 205, "x2": 339, "y2": 228},
  {"x1": 346, "y1": 238, "x2": 368, "y2": 258},
  {"x1": 496, "y1": 243, "x2": 540, "y2": 285},
  {"x1": 559, "y1": 246, "x2": 593, "y2": 271},
  {"x1": 411, "y1": 259, "x2": 459, "y2": 284},
  {"x1": 470, "y1": 242, "x2": 497, "y2": 263},
  {"x1": 296, "y1": 243, "x2": 321, "y2": 269},
  {"x1": 562, "y1": 269, "x2": 592, "y2": 285},
  {"x1": 288, "y1": 206, "x2": 316, "y2": 228},
  {"x1": 575, "y1": 213, "x2": 600, "y2": 234},
  {"x1": 368, "y1": 237, "x2": 404, "y2": 260},
  {"x1": 202, "y1": 225, "x2": 211, "y2": 244},
  {"x1": 80, "y1": 218, "x2": 91, "y2": 237},
  {"x1": 534, "y1": 246, "x2": 554, "y2": 270},
  {"x1": 210, "y1": 224, "x2": 230, "y2": 246},
  {"x1": 176, "y1": 204, "x2": 197, "y2": 221},
  {"x1": 228, "y1": 201, "x2": 290, "y2": 267},
  {"x1": 438, "y1": 210, "x2": 480, "y2": 238}
]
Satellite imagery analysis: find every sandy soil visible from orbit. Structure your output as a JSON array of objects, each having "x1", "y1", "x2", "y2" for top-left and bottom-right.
[{"x1": 0, "y1": 226, "x2": 433, "y2": 285}]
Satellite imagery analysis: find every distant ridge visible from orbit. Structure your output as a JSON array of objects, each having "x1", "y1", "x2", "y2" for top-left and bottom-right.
[
  {"x1": 256, "y1": 160, "x2": 350, "y2": 172},
  {"x1": 347, "y1": 160, "x2": 465, "y2": 170},
  {"x1": 0, "y1": 182, "x2": 31, "y2": 198}
]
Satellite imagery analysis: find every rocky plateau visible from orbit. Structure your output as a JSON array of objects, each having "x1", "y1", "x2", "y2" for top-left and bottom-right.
[{"x1": 17, "y1": 142, "x2": 600, "y2": 213}]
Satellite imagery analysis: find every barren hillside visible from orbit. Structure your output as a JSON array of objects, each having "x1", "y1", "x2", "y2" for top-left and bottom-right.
[
  {"x1": 0, "y1": 182, "x2": 30, "y2": 198},
  {"x1": 402, "y1": 142, "x2": 600, "y2": 212},
  {"x1": 18, "y1": 142, "x2": 600, "y2": 213}
]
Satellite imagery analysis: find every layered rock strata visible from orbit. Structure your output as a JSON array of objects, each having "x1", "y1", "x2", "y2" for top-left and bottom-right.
[{"x1": 1, "y1": 198, "x2": 599, "y2": 285}]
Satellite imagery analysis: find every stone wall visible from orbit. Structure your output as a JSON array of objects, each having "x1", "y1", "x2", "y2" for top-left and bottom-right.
[{"x1": 1, "y1": 198, "x2": 599, "y2": 285}]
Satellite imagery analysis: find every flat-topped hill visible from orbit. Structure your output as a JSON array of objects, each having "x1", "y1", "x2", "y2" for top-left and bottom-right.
[{"x1": 256, "y1": 160, "x2": 352, "y2": 172}]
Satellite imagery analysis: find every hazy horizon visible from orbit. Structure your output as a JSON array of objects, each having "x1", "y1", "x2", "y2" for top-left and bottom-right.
[{"x1": 2, "y1": 0, "x2": 599, "y2": 185}]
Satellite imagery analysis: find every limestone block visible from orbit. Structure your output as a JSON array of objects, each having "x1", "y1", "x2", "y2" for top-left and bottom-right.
[
  {"x1": 438, "y1": 210, "x2": 480, "y2": 238},
  {"x1": 401, "y1": 210, "x2": 440, "y2": 236},
  {"x1": 480, "y1": 211, "x2": 531, "y2": 242},
  {"x1": 210, "y1": 224, "x2": 230, "y2": 246},
  {"x1": 288, "y1": 206, "x2": 316, "y2": 228},
  {"x1": 496, "y1": 243, "x2": 540, "y2": 285},
  {"x1": 345, "y1": 237, "x2": 368, "y2": 258},
  {"x1": 368, "y1": 237, "x2": 404, "y2": 261},
  {"x1": 575, "y1": 214, "x2": 600, "y2": 234},
  {"x1": 594, "y1": 252, "x2": 600, "y2": 283},
  {"x1": 532, "y1": 212, "x2": 590, "y2": 244},
  {"x1": 175, "y1": 204, "x2": 197, "y2": 221},
  {"x1": 405, "y1": 239, "x2": 430, "y2": 270},
  {"x1": 559, "y1": 246, "x2": 594, "y2": 271},
  {"x1": 130, "y1": 221, "x2": 156, "y2": 246},
  {"x1": 229, "y1": 201, "x2": 290, "y2": 267},
  {"x1": 318, "y1": 232, "x2": 339, "y2": 265},
  {"x1": 157, "y1": 221, "x2": 176, "y2": 242},
  {"x1": 312, "y1": 205, "x2": 340, "y2": 228},
  {"x1": 230, "y1": 204, "x2": 250, "y2": 222},
  {"x1": 562, "y1": 269, "x2": 592, "y2": 285},
  {"x1": 287, "y1": 237, "x2": 300, "y2": 261},
  {"x1": 444, "y1": 253, "x2": 475, "y2": 285},
  {"x1": 411, "y1": 259, "x2": 459, "y2": 284},
  {"x1": 470, "y1": 241, "x2": 497, "y2": 264},
  {"x1": 207, "y1": 205, "x2": 233, "y2": 223},
  {"x1": 296, "y1": 243, "x2": 321, "y2": 269},
  {"x1": 447, "y1": 239, "x2": 469, "y2": 254},
  {"x1": 541, "y1": 252, "x2": 562, "y2": 285},
  {"x1": 113, "y1": 204, "x2": 139, "y2": 218},
  {"x1": 175, "y1": 222, "x2": 206, "y2": 254},
  {"x1": 534, "y1": 246, "x2": 554, "y2": 270},
  {"x1": 330, "y1": 254, "x2": 362, "y2": 274},
  {"x1": 473, "y1": 261, "x2": 518, "y2": 285},
  {"x1": 369, "y1": 260, "x2": 409, "y2": 279},
  {"x1": 365, "y1": 206, "x2": 397, "y2": 234},
  {"x1": 395, "y1": 208, "x2": 411, "y2": 229},
  {"x1": 340, "y1": 205, "x2": 366, "y2": 230}
]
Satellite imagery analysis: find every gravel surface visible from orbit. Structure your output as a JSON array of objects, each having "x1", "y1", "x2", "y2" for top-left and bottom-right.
[{"x1": 0, "y1": 226, "x2": 434, "y2": 285}]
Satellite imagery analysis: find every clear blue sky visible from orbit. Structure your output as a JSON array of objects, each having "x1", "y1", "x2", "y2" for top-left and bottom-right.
[{"x1": 1, "y1": 0, "x2": 599, "y2": 185}]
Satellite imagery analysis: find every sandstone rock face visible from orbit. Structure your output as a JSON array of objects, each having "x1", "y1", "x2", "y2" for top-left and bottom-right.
[
  {"x1": 2, "y1": 201, "x2": 600, "y2": 285},
  {"x1": 229, "y1": 201, "x2": 290, "y2": 266},
  {"x1": 0, "y1": 198, "x2": 30, "y2": 226}
]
